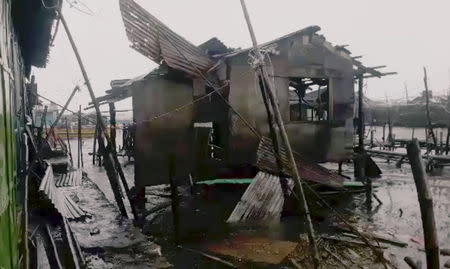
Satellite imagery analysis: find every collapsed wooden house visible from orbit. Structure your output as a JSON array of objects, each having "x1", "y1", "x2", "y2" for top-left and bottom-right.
[{"x1": 94, "y1": 0, "x2": 385, "y2": 193}]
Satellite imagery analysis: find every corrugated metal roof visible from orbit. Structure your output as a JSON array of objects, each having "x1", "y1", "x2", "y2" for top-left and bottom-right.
[
  {"x1": 119, "y1": 0, "x2": 214, "y2": 77},
  {"x1": 39, "y1": 164, "x2": 88, "y2": 220},
  {"x1": 227, "y1": 171, "x2": 293, "y2": 223},
  {"x1": 256, "y1": 137, "x2": 344, "y2": 188},
  {"x1": 55, "y1": 169, "x2": 82, "y2": 187}
]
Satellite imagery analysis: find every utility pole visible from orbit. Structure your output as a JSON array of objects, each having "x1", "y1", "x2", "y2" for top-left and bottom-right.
[{"x1": 238, "y1": 0, "x2": 319, "y2": 267}]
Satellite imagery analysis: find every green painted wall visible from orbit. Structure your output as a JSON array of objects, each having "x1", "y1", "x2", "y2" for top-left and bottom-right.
[{"x1": 0, "y1": 0, "x2": 25, "y2": 268}]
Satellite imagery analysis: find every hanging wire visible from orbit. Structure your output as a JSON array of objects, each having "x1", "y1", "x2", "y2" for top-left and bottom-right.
[{"x1": 65, "y1": 0, "x2": 94, "y2": 16}]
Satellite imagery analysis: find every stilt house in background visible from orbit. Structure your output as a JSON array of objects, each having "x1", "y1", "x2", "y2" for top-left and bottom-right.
[{"x1": 94, "y1": 0, "x2": 386, "y2": 192}]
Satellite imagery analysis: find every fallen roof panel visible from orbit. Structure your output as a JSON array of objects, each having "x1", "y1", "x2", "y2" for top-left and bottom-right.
[{"x1": 119, "y1": 0, "x2": 214, "y2": 77}]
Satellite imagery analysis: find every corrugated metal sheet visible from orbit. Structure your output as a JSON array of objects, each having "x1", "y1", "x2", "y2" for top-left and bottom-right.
[
  {"x1": 119, "y1": 0, "x2": 214, "y2": 77},
  {"x1": 256, "y1": 137, "x2": 344, "y2": 188},
  {"x1": 227, "y1": 171, "x2": 293, "y2": 223},
  {"x1": 39, "y1": 164, "x2": 88, "y2": 220},
  {"x1": 55, "y1": 169, "x2": 82, "y2": 187}
]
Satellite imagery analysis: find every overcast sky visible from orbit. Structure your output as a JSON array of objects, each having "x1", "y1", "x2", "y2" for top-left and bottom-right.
[{"x1": 33, "y1": 0, "x2": 450, "y2": 114}]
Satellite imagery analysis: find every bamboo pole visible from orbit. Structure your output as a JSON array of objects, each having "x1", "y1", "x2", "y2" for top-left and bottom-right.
[
  {"x1": 407, "y1": 139, "x2": 440, "y2": 269},
  {"x1": 238, "y1": 1, "x2": 319, "y2": 266}
]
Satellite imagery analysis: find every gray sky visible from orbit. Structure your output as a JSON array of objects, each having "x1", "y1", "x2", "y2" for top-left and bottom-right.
[{"x1": 33, "y1": 0, "x2": 450, "y2": 114}]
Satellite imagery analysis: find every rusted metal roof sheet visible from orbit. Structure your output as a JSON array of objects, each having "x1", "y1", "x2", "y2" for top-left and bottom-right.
[
  {"x1": 256, "y1": 137, "x2": 345, "y2": 188},
  {"x1": 119, "y1": 0, "x2": 214, "y2": 77},
  {"x1": 227, "y1": 171, "x2": 294, "y2": 223},
  {"x1": 39, "y1": 164, "x2": 88, "y2": 220},
  {"x1": 55, "y1": 169, "x2": 82, "y2": 187}
]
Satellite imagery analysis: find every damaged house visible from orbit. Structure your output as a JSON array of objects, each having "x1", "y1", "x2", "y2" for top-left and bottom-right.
[{"x1": 95, "y1": 0, "x2": 368, "y2": 194}]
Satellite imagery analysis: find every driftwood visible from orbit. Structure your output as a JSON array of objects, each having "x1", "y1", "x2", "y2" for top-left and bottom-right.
[
  {"x1": 407, "y1": 139, "x2": 440, "y2": 269},
  {"x1": 404, "y1": 256, "x2": 422, "y2": 269},
  {"x1": 179, "y1": 246, "x2": 237, "y2": 268},
  {"x1": 321, "y1": 235, "x2": 388, "y2": 249},
  {"x1": 323, "y1": 246, "x2": 350, "y2": 269},
  {"x1": 441, "y1": 249, "x2": 450, "y2": 256},
  {"x1": 289, "y1": 258, "x2": 302, "y2": 269},
  {"x1": 341, "y1": 232, "x2": 407, "y2": 248}
]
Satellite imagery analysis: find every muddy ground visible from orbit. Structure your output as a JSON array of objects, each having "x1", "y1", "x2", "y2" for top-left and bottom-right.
[{"x1": 64, "y1": 129, "x2": 450, "y2": 268}]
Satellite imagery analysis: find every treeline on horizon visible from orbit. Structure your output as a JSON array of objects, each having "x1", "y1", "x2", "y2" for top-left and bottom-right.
[{"x1": 366, "y1": 104, "x2": 449, "y2": 127}]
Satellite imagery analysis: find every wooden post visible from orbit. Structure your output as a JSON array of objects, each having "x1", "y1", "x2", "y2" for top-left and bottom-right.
[
  {"x1": 65, "y1": 118, "x2": 73, "y2": 166},
  {"x1": 358, "y1": 74, "x2": 365, "y2": 155},
  {"x1": 96, "y1": 124, "x2": 102, "y2": 166},
  {"x1": 370, "y1": 129, "x2": 374, "y2": 148},
  {"x1": 79, "y1": 106, "x2": 84, "y2": 168},
  {"x1": 423, "y1": 67, "x2": 438, "y2": 151},
  {"x1": 257, "y1": 75, "x2": 289, "y2": 195},
  {"x1": 357, "y1": 74, "x2": 371, "y2": 206},
  {"x1": 92, "y1": 121, "x2": 97, "y2": 165},
  {"x1": 439, "y1": 131, "x2": 443, "y2": 154},
  {"x1": 407, "y1": 139, "x2": 440, "y2": 269},
  {"x1": 412, "y1": 128, "x2": 415, "y2": 140},
  {"x1": 168, "y1": 154, "x2": 180, "y2": 244},
  {"x1": 446, "y1": 119, "x2": 450, "y2": 155},
  {"x1": 38, "y1": 105, "x2": 48, "y2": 146},
  {"x1": 109, "y1": 102, "x2": 116, "y2": 151},
  {"x1": 382, "y1": 123, "x2": 386, "y2": 149},
  {"x1": 388, "y1": 122, "x2": 393, "y2": 150},
  {"x1": 355, "y1": 74, "x2": 366, "y2": 180},
  {"x1": 77, "y1": 106, "x2": 81, "y2": 168},
  {"x1": 60, "y1": 11, "x2": 130, "y2": 217},
  {"x1": 238, "y1": 1, "x2": 319, "y2": 266}
]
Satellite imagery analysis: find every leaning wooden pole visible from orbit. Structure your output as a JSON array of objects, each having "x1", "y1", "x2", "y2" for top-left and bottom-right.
[
  {"x1": 59, "y1": 11, "x2": 128, "y2": 217},
  {"x1": 238, "y1": 0, "x2": 319, "y2": 266},
  {"x1": 44, "y1": 85, "x2": 79, "y2": 141},
  {"x1": 407, "y1": 139, "x2": 439, "y2": 269}
]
